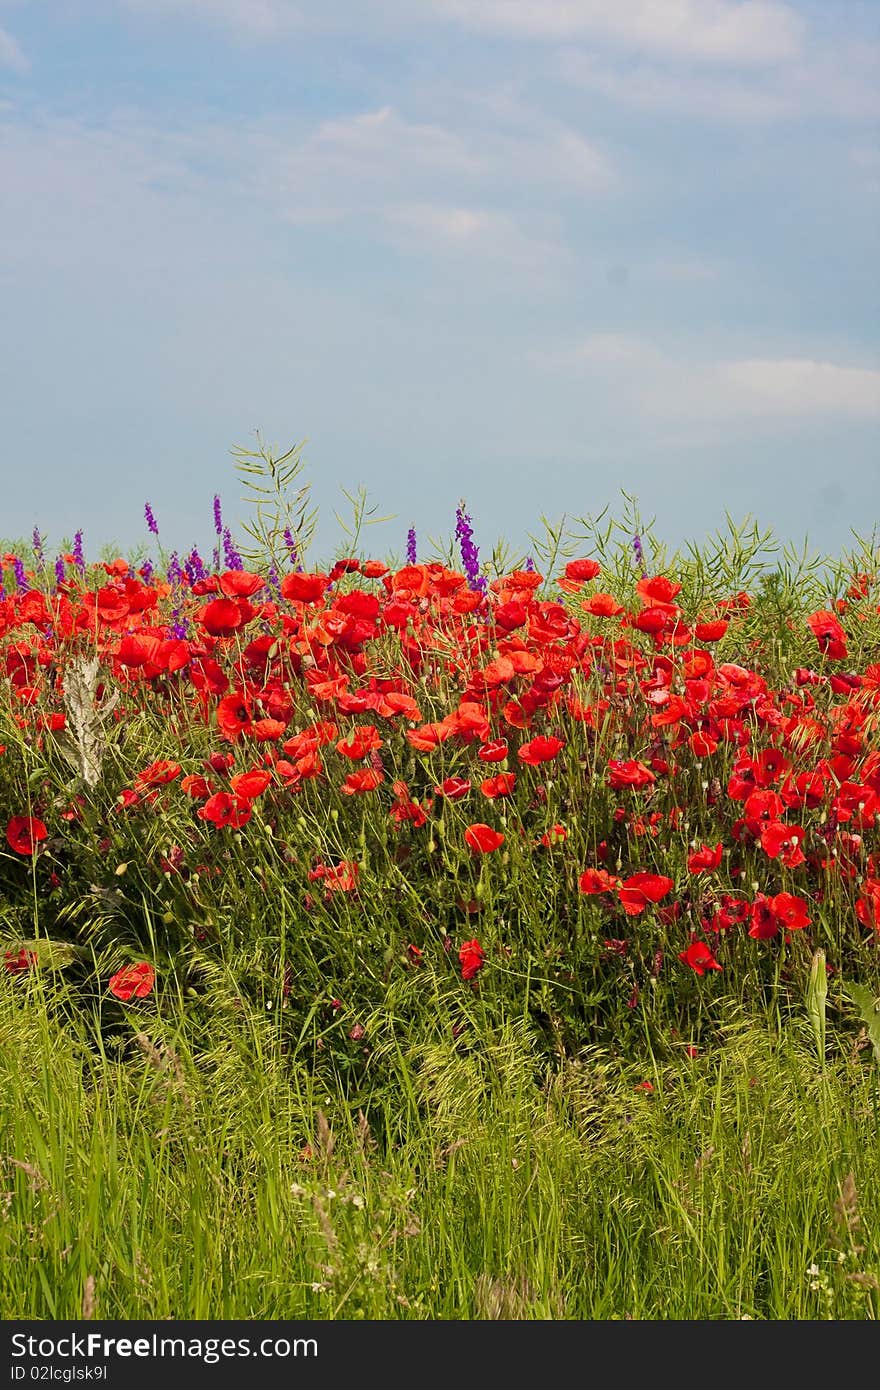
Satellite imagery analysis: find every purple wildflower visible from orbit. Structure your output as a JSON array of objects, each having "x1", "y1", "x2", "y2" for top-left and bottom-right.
[
  {"x1": 455, "y1": 503, "x2": 487, "y2": 594},
  {"x1": 184, "y1": 547, "x2": 207, "y2": 585},
  {"x1": 170, "y1": 614, "x2": 189, "y2": 640},
  {"x1": 72, "y1": 531, "x2": 85, "y2": 573},
  {"x1": 54, "y1": 555, "x2": 66, "y2": 586},
  {"x1": 223, "y1": 528, "x2": 243, "y2": 571},
  {"x1": 144, "y1": 502, "x2": 160, "y2": 537},
  {"x1": 632, "y1": 533, "x2": 647, "y2": 578},
  {"x1": 167, "y1": 552, "x2": 184, "y2": 588},
  {"x1": 141, "y1": 559, "x2": 155, "y2": 585},
  {"x1": 406, "y1": 527, "x2": 417, "y2": 566},
  {"x1": 32, "y1": 529, "x2": 45, "y2": 569},
  {"x1": 283, "y1": 527, "x2": 298, "y2": 568},
  {"x1": 212, "y1": 496, "x2": 224, "y2": 570},
  {"x1": 524, "y1": 555, "x2": 536, "y2": 572},
  {"x1": 267, "y1": 564, "x2": 280, "y2": 598},
  {"x1": 13, "y1": 557, "x2": 28, "y2": 592}
]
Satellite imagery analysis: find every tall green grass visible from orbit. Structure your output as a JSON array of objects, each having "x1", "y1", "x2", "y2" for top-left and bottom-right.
[{"x1": 2, "y1": 977, "x2": 878, "y2": 1319}]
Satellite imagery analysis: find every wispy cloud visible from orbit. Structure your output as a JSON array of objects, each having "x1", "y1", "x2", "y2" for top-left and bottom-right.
[
  {"x1": 429, "y1": 1, "x2": 803, "y2": 65},
  {"x1": 558, "y1": 52, "x2": 790, "y2": 122},
  {"x1": 534, "y1": 335, "x2": 880, "y2": 423},
  {"x1": 0, "y1": 24, "x2": 28, "y2": 72},
  {"x1": 0, "y1": 105, "x2": 581, "y2": 283},
  {"x1": 716, "y1": 358, "x2": 880, "y2": 418},
  {"x1": 123, "y1": 0, "x2": 305, "y2": 37},
  {"x1": 558, "y1": 39, "x2": 880, "y2": 123},
  {"x1": 385, "y1": 202, "x2": 568, "y2": 279}
]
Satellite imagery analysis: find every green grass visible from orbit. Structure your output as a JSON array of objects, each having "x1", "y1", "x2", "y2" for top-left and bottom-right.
[{"x1": 2, "y1": 977, "x2": 878, "y2": 1320}]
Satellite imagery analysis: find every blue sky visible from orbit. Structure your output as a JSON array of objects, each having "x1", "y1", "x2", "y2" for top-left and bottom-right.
[{"x1": 1, "y1": 0, "x2": 878, "y2": 566}]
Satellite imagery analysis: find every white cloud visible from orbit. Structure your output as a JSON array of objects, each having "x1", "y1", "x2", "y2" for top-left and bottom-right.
[
  {"x1": 123, "y1": 0, "x2": 304, "y2": 37},
  {"x1": 558, "y1": 51, "x2": 791, "y2": 121},
  {"x1": 0, "y1": 25, "x2": 27, "y2": 72},
  {"x1": 304, "y1": 105, "x2": 481, "y2": 178},
  {"x1": 559, "y1": 39, "x2": 880, "y2": 123},
  {"x1": 387, "y1": 203, "x2": 493, "y2": 246},
  {"x1": 0, "y1": 106, "x2": 577, "y2": 286},
  {"x1": 385, "y1": 202, "x2": 568, "y2": 278},
  {"x1": 717, "y1": 358, "x2": 880, "y2": 417},
  {"x1": 535, "y1": 335, "x2": 880, "y2": 422},
  {"x1": 429, "y1": 1, "x2": 802, "y2": 65}
]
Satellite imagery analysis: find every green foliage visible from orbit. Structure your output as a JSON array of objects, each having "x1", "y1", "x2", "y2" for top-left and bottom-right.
[{"x1": 2, "y1": 497, "x2": 880, "y2": 1318}]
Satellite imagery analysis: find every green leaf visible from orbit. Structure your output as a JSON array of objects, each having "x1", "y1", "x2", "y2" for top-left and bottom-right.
[{"x1": 845, "y1": 982, "x2": 880, "y2": 1066}]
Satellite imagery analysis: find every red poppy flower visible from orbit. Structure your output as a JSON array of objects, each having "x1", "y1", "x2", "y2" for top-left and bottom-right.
[
  {"x1": 678, "y1": 942, "x2": 722, "y2": 976},
  {"x1": 539, "y1": 823, "x2": 568, "y2": 846},
  {"x1": 856, "y1": 881, "x2": 880, "y2": 932},
  {"x1": 218, "y1": 569, "x2": 264, "y2": 598},
  {"x1": 6, "y1": 815, "x2": 48, "y2": 856},
  {"x1": 769, "y1": 891, "x2": 811, "y2": 931},
  {"x1": 582, "y1": 592, "x2": 625, "y2": 618},
  {"x1": 478, "y1": 738, "x2": 509, "y2": 762},
  {"x1": 464, "y1": 823, "x2": 505, "y2": 853},
  {"x1": 687, "y1": 843, "x2": 723, "y2": 874},
  {"x1": 197, "y1": 792, "x2": 253, "y2": 828},
  {"x1": 216, "y1": 692, "x2": 253, "y2": 742},
  {"x1": 229, "y1": 769, "x2": 272, "y2": 799},
  {"x1": 748, "y1": 894, "x2": 779, "y2": 940},
  {"x1": 607, "y1": 759, "x2": 656, "y2": 790},
  {"x1": 309, "y1": 860, "x2": 360, "y2": 893},
  {"x1": 341, "y1": 767, "x2": 384, "y2": 795},
  {"x1": 434, "y1": 776, "x2": 471, "y2": 800},
  {"x1": 694, "y1": 618, "x2": 729, "y2": 642},
  {"x1": 4, "y1": 948, "x2": 37, "y2": 975},
  {"x1": 617, "y1": 872, "x2": 674, "y2": 916},
  {"x1": 459, "y1": 938, "x2": 485, "y2": 981},
  {"x1": 564, "y1": 558, "x2": 601, "y2": 583},
  {"x1": 636, "y1": 575, "x2": 682, "y2": 606},
  {"x1": 759, "y1": 820, "x2": 806, "y2": 867},
  {"x1": 518, "y1": 735, "x2": 564, "y2": 766},
  {"x1": 578, "y1": 867, "x2": 621, "y2": 895},
  {"x1": 480, "y1": 772, "x2": 516, "y2": 799},
  {"x1": 200, "y1": 597, "x2": 245, "y2": 636},
  {"x1": 336, "y1": 724, "x2": 383, "y2": 760},
  {"x1": 689, "y1": 729, "x2": 719, "y2": 757},
  {"x1": 250, "y1": 718, "x2": 288, "y2": 742},
  {"x1": 806, "y1": 610, "x2": 848, "y2": 661},
  {"x1": 108, "y1": 961, "x2": 155, "y2": 1001},
  {"x1": 280, "y1": 571, "x2": 328, "y2": 603},
  {"x1": 135, "y1": 759, "x2": 181, "y2": 790}
]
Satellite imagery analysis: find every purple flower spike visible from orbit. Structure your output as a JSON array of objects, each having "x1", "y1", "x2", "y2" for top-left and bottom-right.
[
  {"x1": 72, "y1": 531, "x2": 85, "y2": 572},
  {"x1": 32, "y1": 529, "x2": 45, "y2": 569},
  {"x1": 406, "y1": 527, "x2": 417, "y2": 566},
  {"x1": 632, "y1": 533, "x2": 647, "y2": 578},
  {"x1": 167, "y1": 552, "x2": 184, "y2": 587},
  {"x1": 222, "y1": 528, "x2": 243, "y2": 571},
  {"x1": 141, "y1": 559, "x2": 155, "y2": 585},
  {"x1": 184, "y1": 547, "x2": 207, "y2": 585},
  {"x1": 54, "y1": 555, "x2": 66, "y2": 586},
  {"x1": 524, "y1": 555, "x2": 536, "y2": 572},
  {"x1": 213, "y1": 495, "x2": 223, "y2": 536},
  {"x1": 144, "y1": 502, "x2": 160, "y2": 537},
  {"x1": 13, "y1": 557, "x2": 28, "y2": 592},
  {"x1": 455, "y1": 503, "x2": 487, "y2": 594}
]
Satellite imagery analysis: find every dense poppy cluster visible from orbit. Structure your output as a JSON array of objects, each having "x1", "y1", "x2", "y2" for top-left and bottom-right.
[{"x1": 1, "y1": 542, "x2": 878, "y2": 998}]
